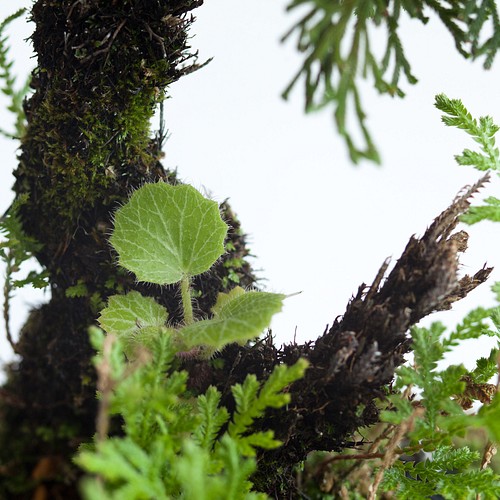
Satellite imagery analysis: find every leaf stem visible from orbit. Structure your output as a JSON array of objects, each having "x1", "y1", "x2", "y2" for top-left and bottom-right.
[{"x1": 180, "y1": 276, "x2": 194, "y2": 325}]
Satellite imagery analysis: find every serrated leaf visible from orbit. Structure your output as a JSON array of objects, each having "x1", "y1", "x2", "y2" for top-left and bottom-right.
[
  {"x1": 179, "y1": 291, "x2": 285, "y2": 349},
  {"x1": 211, "y1": 286, "x2": 246, "y2": 316},
  {"x1": 110, "y1": 183, "x2": 228, "y2": 284},
  {"x1": 98, "y1": 291, "x2": 168, "y2": 337}
]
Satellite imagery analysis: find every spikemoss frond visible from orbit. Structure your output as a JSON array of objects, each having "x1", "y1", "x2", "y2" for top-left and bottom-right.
[{"x1": 0, "y1": 8, "x2": 30, "y2": 139}]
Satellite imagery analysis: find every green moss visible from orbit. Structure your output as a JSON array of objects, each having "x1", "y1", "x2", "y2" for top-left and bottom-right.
[
  {"x1": 20, "y1": 63, "x2": 166, "y2": 229},
  {"x1": 35, "y1": 422, "x2": 79, "y2": 443},
  {"x1": 65, "y1": 280, "x2": 89, "y2": 298}
]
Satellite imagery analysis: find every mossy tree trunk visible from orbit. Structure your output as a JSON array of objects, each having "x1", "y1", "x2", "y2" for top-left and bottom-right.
[
  {"x1": 0, "y1": 1, "x2": 251, "y2": 496},
  {"x1": 0, "y1": 1, "x2": 492, "y2": 498}
]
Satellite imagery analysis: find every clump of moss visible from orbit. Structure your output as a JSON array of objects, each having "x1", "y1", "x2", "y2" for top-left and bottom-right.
[
  {"x1": 1, "y1": 1, "x2": 235, "y2": 496},
  {"x1": 14, "y1": 2, "x2": 204, "y2": 264}
]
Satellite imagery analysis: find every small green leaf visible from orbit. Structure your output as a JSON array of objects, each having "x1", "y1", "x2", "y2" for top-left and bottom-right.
[
  {"x1": 98, "y1": 291, "x2": 168, "y2": 337},
  {"x1": 461, "y1": 197, "x2": 500, "y2": 225},
  {"x1": 66, "y1": 280, "x2": 89, "y2": 298},
  {"x1": 110, "y1": 183, "x2": 228, "y2": 284},
  {"x1": 75, "y1": 438, "x2": 168, "y2": 498},
  {"x1": 236, "y1": 431, "x2": 282, "y2": 456},
  {"x1": 227, "y1": 359, "x2": 308, "y2": 456},
  {"x1": 179, "y1": 290, "x2": 285, "y2": 349}
]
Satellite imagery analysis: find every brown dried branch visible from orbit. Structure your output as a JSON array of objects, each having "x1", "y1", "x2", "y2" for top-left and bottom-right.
[
  {"x1": 95, "y1": 333, "x2": 116, "y2": 442},
  {"x1": 274, "y1": 174, "x2": 491, "y2": 456},
  {"x1": 192, "y1": 174, "x2": 493, "y2": 495},
  {"x1": 368, "y1": 407, "x2": 424, "y2": 500},
  {"x1": 2, "y1": 254, "x2": 21, "y2": 356}
]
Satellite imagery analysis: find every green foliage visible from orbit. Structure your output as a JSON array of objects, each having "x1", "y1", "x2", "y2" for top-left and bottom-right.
[
  {"x1": 65, "y1": 280, "x2": 89, "y2": 298},
  {"x1": 435, "y1": 93, "x2": 500, "y2": 225},
  {"x1": 76, "y1": 328, "x2": 306, "y2": 499},
  {"x1": 76, "y1": 183, "x2": 308, "y2": 497},
  {"x1": 78, "y1": 438, "x2": 171, "y2": 499},
  {"x1": 283, "y1": 1, "x2": 500, "y2": 163},
  {"x1": 0, "y1": 8, "x2": 30, "y2": 139},
  {"x1": 173, "y1": 436, "x2": 266, "y2": 500},
  {"x1": 98, "y1": 291, "x2": 169, "y2": 341},
  {"x1": 470, "y1": 347, "x2": 500, "y2": 385},
  {"x1": 110, "y1": 183, "x2": 228, "y2": 286},
  {"x1": 445, "y1": 306, "x2": 499, "y2": 348},
  {"x1": 461, "y1": 196, "x2": 500, "y2": 225},
  {"x1": 0, "y1": 195, "x2": 48, "y2": 290},
  {"x1": 435, "y1": 93, "x2": 500, "y2": 172},
  {"x1": 179, "y1": 287, "x2": 286, "y2": 350},
  {"x1": 194, "y1": 386, "x2": 230, "y2": 450},
  {"x1": 360, "y1": 97, "x2": 500, "y2": 499},
  {"x1": 228, "y1": 359, "x2": 308, "y2": 457},
  {"x1": 383, "y1": 446, "x2": 500, "y2": 499},
  {"x1": 107, "y1": 183, "x2": 287, "y2": 349},
  {"x1": 383, "y1": 314, "x2": 500, "y2": 444},
  {"x1": 376, "y1": 309, "x2": 500, "y2": 497},
  {"x1": 0, "y1": 195, "x2": 48, "y2": 351}
]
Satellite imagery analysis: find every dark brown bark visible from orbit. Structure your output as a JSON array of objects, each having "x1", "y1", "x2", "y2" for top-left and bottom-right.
[
  {"x1": 186, "y1": 176, "x2": 492, "y2": 496},
  {"x1": 0, "y1": 1, "x2": 493, "y2": 498},
  {"x1": 1, "y1": 1, "x2": 254, "y2": 497}
]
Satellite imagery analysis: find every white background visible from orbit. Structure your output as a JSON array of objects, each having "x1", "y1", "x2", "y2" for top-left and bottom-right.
[{"x1": 1, "y1": 1, "x2": 500, "y2": 372}]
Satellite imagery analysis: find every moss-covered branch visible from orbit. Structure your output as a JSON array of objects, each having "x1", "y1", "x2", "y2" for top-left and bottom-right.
[{"x1": 0, "y1": 2, "x2": 255, "y2": 497}]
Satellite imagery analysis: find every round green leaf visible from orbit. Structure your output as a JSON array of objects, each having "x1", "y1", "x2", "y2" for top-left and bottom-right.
[
  {"x1": 98, "y1": 291, "x2": 168, "y2": 337},
  {"x1": 179, "y1": 290, "x2": 286, "y2": 350},
  {"x1": 110, "y1": 183, "x2": 228, "y2": 284}
]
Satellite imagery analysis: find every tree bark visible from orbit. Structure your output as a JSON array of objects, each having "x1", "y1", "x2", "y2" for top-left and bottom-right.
[
  {"x1": 0, "y1": 1, "x2": 492, "y2": 498},
  {"x1": 1, "y1": 1, "x2": 254, "y2": 496},
  {"x1": 183, "y1": 175, "x2": 492, "y2": 496}
]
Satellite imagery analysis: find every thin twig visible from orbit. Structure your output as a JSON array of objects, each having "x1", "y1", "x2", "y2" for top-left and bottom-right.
[
  {"x1": 95, "y1": 335, "x2": 151, "y2": 442},
  {"x1": 95, "y1": 333, "x2": 116, "y2": 442},
  {"x1": 3, "y1": 255, "x2": 20, "y2": 355},
  {"x1": 368, "y1": 407, "x2": 424, "y2": 500},
  {"x1": 338, "y1": 385, "x2": 415, "y2": 483}
]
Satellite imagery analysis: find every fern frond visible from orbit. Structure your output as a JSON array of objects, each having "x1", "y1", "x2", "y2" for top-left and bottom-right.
[
  {"x1": 174, "y1": 437, "x2": 266, "y2": 500},
  {"x1": 0, "y1": 8, "x2": 30, "y2": 139},
  {"x1": 194, "y1": 386, "x2": 230, "y2": 450},
  {"x1": 461, "y1": 196, "x2": 500, "y2": 224},
  {"x1": 228, "y1": 359, "x2": 308, "y2": 455},
  {"x1": 435, "y1": 93, "x2": 500, "y2": 172},
  {"x1": 470, "y1": 347, "x2": 500, "y2": 384},
  {"x1": 446, "y1": 306, "x2": 499, "y2": 347},
  {"x1": 435, "y1": 94, "x2": 500, "y2": 227},
  {"x1": 382, "y1": 446, "x2": 500, "y2": 499},
  {"x1": 76, "y1": 438, "x2": 169, "y2": 499}
]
